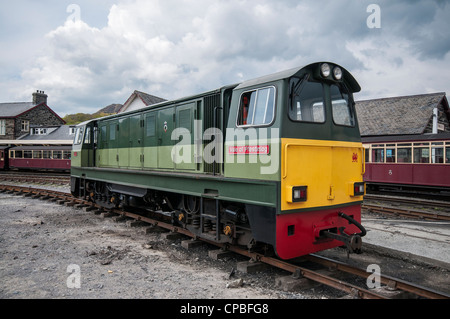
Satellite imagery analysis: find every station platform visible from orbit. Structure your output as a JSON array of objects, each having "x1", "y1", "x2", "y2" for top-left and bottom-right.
[{"x1": 361, "y1": 216, "x2": 450, "y2": 270}]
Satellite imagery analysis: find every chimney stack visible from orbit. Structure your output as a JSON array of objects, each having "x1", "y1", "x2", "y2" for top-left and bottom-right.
[{"x1": 32, "y1": 90, "x2": 48, "y2": 105}]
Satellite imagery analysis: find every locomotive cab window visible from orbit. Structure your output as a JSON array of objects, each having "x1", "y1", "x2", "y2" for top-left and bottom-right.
[
  {"x1": 237, "y1": 86, "x2": 275, "y2": 126},
  {"x1": 289, "y1": 78, "x2": 325, "y2": 123},
  {"x1": 74, "y1": 127, "x2": 84, "y2": 145},
  {"x1": 84, "y1": 127, "x2": 91, "y2": 144},
  {"x1": 330, "y1": 84, "x2": 355, "y2": 126}
]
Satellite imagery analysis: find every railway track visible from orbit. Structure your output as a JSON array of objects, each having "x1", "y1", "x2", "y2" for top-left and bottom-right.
[
  {"x1": 2, "y1": 174, "x2": 449, "y2": 220},
  {"x1": 0, "y1": 172, "x2": 70, "y2": 185},
  {"x1": 1, "y1": 183, "x2": 448, "y2": 299},
  {"x1": 363, "y1": 194, "x2": 450, "y2": 221}
]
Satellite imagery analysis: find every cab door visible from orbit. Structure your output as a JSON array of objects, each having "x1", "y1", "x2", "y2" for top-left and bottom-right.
[{"x1": 83, "y1": 123, "x2": 95, "y2": 167}]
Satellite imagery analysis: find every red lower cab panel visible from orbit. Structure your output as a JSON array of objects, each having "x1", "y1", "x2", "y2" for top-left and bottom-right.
[{"x1": 275, "y1": 204, "x2": 362, "y2": 260}]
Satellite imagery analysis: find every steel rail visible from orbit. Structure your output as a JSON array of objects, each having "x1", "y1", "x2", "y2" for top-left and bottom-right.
[
  {"x1": 362, "y1": 203, "x2": 450, "y2": 221},
  {"x1": 305, "y1": 254, "x2": 450, "y2": 299},
  {"x1": 364, "y1": 194, "x2": 450, "y2": 209},
  {"x1": 1, "y1": 184, "x2": 448, "y2": 299},
  {"x1": 0, "y1": 174, "x2": 70, "y2": 185}
]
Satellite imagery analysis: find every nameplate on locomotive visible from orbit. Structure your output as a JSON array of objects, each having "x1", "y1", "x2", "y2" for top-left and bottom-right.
[{"x1": 228, "y1": 145, "x2": 270, "y2": 155}]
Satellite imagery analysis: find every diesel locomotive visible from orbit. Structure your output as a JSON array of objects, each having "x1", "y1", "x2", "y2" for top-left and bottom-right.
[{"x1": 70, "y1": 62, "x2": 366, "y2": 259}]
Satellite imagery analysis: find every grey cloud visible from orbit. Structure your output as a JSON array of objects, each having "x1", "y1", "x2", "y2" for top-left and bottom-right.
[{"x1": 3, "y1": 0, "x2": 448, "y2": 115}]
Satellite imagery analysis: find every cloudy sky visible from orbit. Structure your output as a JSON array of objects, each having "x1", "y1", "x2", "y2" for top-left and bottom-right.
[{"x1": 1, "y1": 0, "x2": 449, "y2": 116}]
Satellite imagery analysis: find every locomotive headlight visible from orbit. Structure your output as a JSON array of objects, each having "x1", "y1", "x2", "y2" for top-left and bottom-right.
[
  {"x1": 349, "y1": 182, "x2": 365, "y2": 196},
  {"x1": 333, "y1": 67, "x2": 343, "y2": 80},
  {"x1": 292, "y1": 186, "x2": 307, "y2": 202},
  {"x1": 320, "y1": 63, "x2": 331, "y2": 77}
]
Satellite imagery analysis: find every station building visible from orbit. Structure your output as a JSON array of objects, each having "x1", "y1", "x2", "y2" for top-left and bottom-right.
[
  {"x1": 355, "y1": 92, "x2": 450, "y2": 163},
  {"x1": 356, "y1": 92, "x2": 450, "y2": 138},
  {"x1": 356, "y1": 92, "x2": 450, "y2": 191},
  {"x1": 0, "y1": 91, "x2": 68, "y2": 142}
]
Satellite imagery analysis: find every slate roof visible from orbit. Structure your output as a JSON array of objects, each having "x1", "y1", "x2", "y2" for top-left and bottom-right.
[
  {"x1": 20, "y1": 125, "x2": 74, "y2": 141},
  {"x1": 355, "y1": 92, "x2": 447, "y2": 136},
  {"x1": 95, "y1": 103, "x2": 123, "y2": 114},
  {"x1": 0, "y1": 102, "x2": 36, "y2": 117},
  {"x1": 136, "y1": 90, "x2": 166, "y2": 106},
  {"x1": 118, "y1": 90, "x2": 167, "y2": 113}
]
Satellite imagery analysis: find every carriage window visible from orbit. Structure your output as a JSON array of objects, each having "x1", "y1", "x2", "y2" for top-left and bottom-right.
[
  {"x1": 63, "y1": 151, "x2": 71, "y2": 159},
  {"x1": 414, "y1": 146, "x2": 429, "y2": 163},
  {"x1": 372, "y1": 148, "x2": 384, "y2": 163},
  {"x1": 290, "y1": 79, "x2": 324, "y2": 123},
  {"x1": 43, "y1": 151, "x2": 52, "y2": 159},
  {"x1": 238, "y1": 87, "x2": 275, "y2": 126},
  {"x1": 397, "y1": 148, "x2": 412, "y2": 163},
  {"x1": 33, "y1": 151, "x2": 42, "y2": 159},
  {"x1": 330, "y1": 84, "x2": 355, "y2": 126},
  {"x1": 446, "y1": 148, "x2": 450, "y2": 163},
  {"x1": 386, "y1": 147, "x2": 395, "y2": 163},
  {"x1": 53, "y1": 151, "x2": 62, "y2": 159},
  {"x1": 431, "y1": 143, "x2": 444, "y2": 163},
  {"x1": 24, "y1": 150, "x2": 32, "y2": 159}
]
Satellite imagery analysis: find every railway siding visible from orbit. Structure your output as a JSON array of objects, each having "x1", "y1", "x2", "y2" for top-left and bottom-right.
[{"x1": 0, "y1": 183, "x2": 448, "y2": 299}]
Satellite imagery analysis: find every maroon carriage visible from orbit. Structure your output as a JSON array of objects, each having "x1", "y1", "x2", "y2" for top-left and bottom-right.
[
  {"x1": 363, "y1": 133, "x2": 450, "y2": 193},
  {"x1": 0, "y1": 146, "x2": 9, "y2": 170},
  {"x1": 8, "y1": 145, "x2": 71, "y2": 171}
]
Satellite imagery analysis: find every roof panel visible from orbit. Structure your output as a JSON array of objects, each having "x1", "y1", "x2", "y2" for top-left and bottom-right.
[
  {"x1": 355, "y1": 93, "x2": 446, "y2": 136},
  {"x1": 0, "y1": 102, "x2": 36, "y2": 117}
]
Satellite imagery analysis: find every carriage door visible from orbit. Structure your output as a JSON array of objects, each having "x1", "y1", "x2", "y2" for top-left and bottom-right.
[{"x1": 157, "y1": 107, "x2": 175, "y2": 169}]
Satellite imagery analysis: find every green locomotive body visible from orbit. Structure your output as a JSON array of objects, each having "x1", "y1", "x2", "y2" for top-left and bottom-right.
[{"x1": 71, "y1": 62, "x2": 366, "y2": 259}]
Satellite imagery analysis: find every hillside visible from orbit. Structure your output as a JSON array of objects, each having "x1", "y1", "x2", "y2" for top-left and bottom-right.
[{"x1": 63, "y1": 104, "x2": 122, "y2": 125}]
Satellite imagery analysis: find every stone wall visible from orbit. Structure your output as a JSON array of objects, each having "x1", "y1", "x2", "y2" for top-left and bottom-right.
[
  {"x1": 13, "y1": 105, "x2": 64, "y2": 138},
  {"x1": 0, "y1": 119, "x2": 15, "y2": 140}
]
